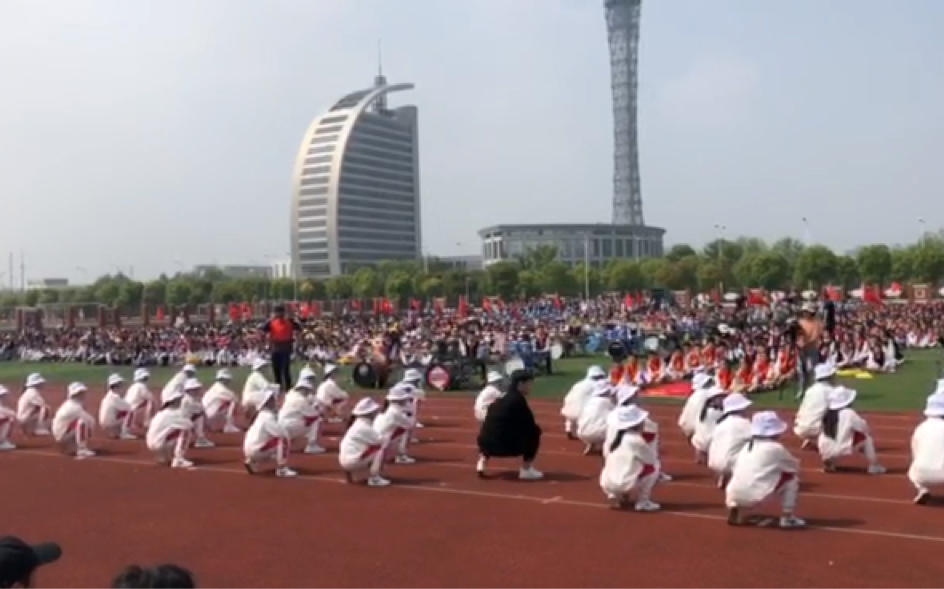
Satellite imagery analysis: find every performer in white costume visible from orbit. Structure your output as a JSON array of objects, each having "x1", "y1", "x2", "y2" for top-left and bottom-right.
[
  {"x1": 145, "y1": 389, "x2": 196, "y2": 469},
  {"x1": 599, "y1": 405, "x2": 662, "y2": 512},
  {"x1": 51, "y1": 382, "x2": 96, "y2": 459},
  {"x1": 474, "y1": 371, "x2": 505, "y2": 422},
  {"x1": 561, "y1": 365, "x2": 608, "y2": 439},
  {"x1": 99, "y1": 374, "x2": 136, "y2": 440},
  {"x1": 338, "y1": 398, "x2": 390, "y2": 487}
]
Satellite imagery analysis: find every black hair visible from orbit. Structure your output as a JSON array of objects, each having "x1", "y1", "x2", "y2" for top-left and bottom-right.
[
  {"x1": 345, "y1": 415, "x2": 357, "y2": 432},
  {"x1": 821, "y1": 408, "x2": 840, "y2": 440},
  {"x1": 111, "y1": 564, "x2": 196, "y2": 588},
  {"x1": 699, "y1": 395, "x2": 724, "y2": 422},
  {"x1": 608, "y1": 429, "x2": 629, "y2": 455},
  {"x1": 381, "y1": 399, "x2": 391, "y2": 412}
]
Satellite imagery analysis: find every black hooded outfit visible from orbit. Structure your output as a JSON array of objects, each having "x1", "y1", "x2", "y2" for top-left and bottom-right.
[{"x1": 476, "y1": 370, "x2": 542, "y2": 461}]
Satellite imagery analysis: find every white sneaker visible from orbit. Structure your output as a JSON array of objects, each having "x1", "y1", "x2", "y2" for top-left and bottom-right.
[
  {"x1": 276, "y1": 466, "x2": 298, "y2": 478},
  {"x1": 0, "y1": 440, "x2": 16, "y2": 451},
  {"x1": 518, "y1": 466, "x2": 544, "y2": 480},
  {"x1": 34, "y1": 428, "x2": 51, "y2": 437},
  {"x1": 304, "y1": 443, "x2": 326, "y2": 455},
  {"x1": 75, "y1": 448, "x2": 96, "y2": 460},
  {"x1": 634, "y1": 499, "x2": 661, "y2": 512},
  {"x1": 171, "y1": 457, "x2": 195, "y2": 469},
  {"x1": 194, "y1": 438, "x2": 215, "y2": 449},
  {"x1": 119, "y1": 431, "x2": 138, "y2": 440},
  {"x1": 394, "y1": 455, "x2": 416, "y2": 465},
  {"x1": 659, "y1": 472, "x2": 673, "y2": 482},
  {"x1": 476, "y1": 456, "x2": 488, "y2": 478},
  {"x1": 367, "y1": 475, "x2": 391, "y2": 487},
  {"x1": 779, "y1": 515, "x2": 807, "y2": 528},
  {"x1": 410, "y1": 436, "x2": 420, "y2": 444},
  {"x1": 867, "y1": 464, "x2": 887, "y2": 475},
  {"x1": 414, "y1": 422, "x2": 425, "y2": 429},
  {"x1": 222, "y1": 424, "x2": 241, "y2": 434}
]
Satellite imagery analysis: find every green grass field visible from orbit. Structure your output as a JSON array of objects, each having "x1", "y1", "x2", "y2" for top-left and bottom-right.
[{"x1": 0, "y1": 350, "x2": 940, "y2": 411}]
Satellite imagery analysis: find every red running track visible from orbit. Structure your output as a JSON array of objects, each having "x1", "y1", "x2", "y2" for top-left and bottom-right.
[{"x1": 4, "y1": 393, "x2": 944, "y2": 587}]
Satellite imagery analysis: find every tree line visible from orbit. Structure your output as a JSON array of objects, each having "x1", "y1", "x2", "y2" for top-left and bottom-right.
[{"x1": 4, "y1": 233, "x2": 944, "y2": 310}]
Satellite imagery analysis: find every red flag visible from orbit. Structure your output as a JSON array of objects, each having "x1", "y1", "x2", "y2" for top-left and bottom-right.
[
  {"x1": 747, "y1": 289, "x2": 766, "y2": 305},
  {"x1": 156, "y1": 306, "x2": 165, "y2": 321},
  {"x1": 457, "y1": 295, "x2": 468, "y2": 318},
  {"x1": 241, "y1": 302, "x2": 252, "y2": 320},
  {"x1": 350, "y1": 299, "x2": 361, "y2": 311},
  {"x1": 825, "y1": 286, "x2": 841, "y2": 302},
  {"x1": 552, "y1": 294, "x2": 562, "y2": 309},
  {"x1": 310, "y1": 301, "x2": 321, "y2": 317},
  {"x1": 482, "y1": 297, "x2": 492, "y2": 312},
  {"x1": 863, "y1": 284, "x2": 883, "y2": 304},
  {"x1": 300, "y1": 303, "x2": 309, "y2": 318},
  {"x1": 381, "y1": 298, "x2": 393, "y2": 314},
  {"x1": 623, "y1": 293, "x2": 633, "y2": 308},
  {"x1": 409, "y1": 298, "x2": 420, "y2": 311},
  {"x1": 228, "y1": 303, "x2": 239, "y2": 321}
]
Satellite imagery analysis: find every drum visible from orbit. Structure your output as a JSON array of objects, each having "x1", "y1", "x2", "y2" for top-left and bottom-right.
[
  {"x1": 550, "y1": 342, "x2": 564, "y2": 360},
  {"x1": 503, "y1": 356, "x2": 525, "y2": 375},
  {"x1": 426, "y1": 363, "x2": 452, "y2": 391},
  {"x1": 352, "y1": 361, "x2": 378, "y2": 389}
]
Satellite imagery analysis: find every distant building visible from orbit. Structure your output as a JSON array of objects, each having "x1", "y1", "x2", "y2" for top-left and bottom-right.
[
  {"x1": 26, "y1": 278, "x2": 70, "y2": 290},
  {"x1": 435, "y1": 255, "x2": 483, "y2": 271},
  {"x1": 478, "y1": 223, "x2": 664, "y2": 267},
  {"x1": 270, "y1": 258, "x2": 293, "y2": 280},
  {"x1": 290, "y1": 69, "x2": 422, "y2": 278},
  {"x1": 190, "y1": 265, "x2": 272, "y2": 279}
]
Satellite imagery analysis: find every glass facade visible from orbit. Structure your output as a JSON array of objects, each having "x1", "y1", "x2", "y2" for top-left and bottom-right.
[{"x1": 479, "y1": 225, "x2": 664, "y2": 267}]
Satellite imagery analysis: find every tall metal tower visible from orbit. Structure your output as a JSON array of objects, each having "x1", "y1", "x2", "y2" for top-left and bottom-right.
[{"x1": 605, "y1": 0, "x2": 644, "y2": 226}]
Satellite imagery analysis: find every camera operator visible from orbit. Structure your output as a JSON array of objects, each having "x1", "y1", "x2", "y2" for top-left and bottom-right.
[{"x1": 793, "y1": 302, "x2": 824, "y2": 400}]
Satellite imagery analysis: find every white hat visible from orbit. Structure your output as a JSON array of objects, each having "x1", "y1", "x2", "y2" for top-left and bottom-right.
[
  {"x1": 934, "y1": 379, "x2": 944, "y2": 395},
  {"x1": 251, "y1": 358, "x2": 269, "y2": 371},
  {"x1": 403, "y1": 368, "x2": 423, "y2": 382},
  {"x1": 814, "y1": 363, "x2": 837, "y2": 381},
  {"x1": 256, "y1": 384, "x2": 280, "y2": 409},
  {"x1": 183, "y1": 378, "x2": 202, "y2": 392},
  {"x1": 323, "y1": 363, "x2": 339, "y2": 377},
  {"x1": 216, "y1": 369, "x2": 232, "y2": 381},
  {"x1": 612, "y1": 405, "x2": 649, "y2": 430},
  {"x1": 294, "y1": 377, "x2": 313, "y2": 390},
  {"x1": 827, "y1": 387, "x2": 857, "y2": 411},
  {"x1": 691, "y1": 373, "x2": 712, "y2": 390},
  {"x1": 705, "y1": 385, "x2": 727, "y2": 399},
  {"x1": 0, "y1": 385, "x2": 9, "y2": 397},
  {"x1": 387, "y1": 384, "x2": 415, "y2": 402},
  {"x1": 162, "y1": 390, "x2": 184, "y2": 405},
  {"x1": 802, "y1": 302, "x2": 818, "y2": 313},
  {"x1": 924, "y1": 393, "x2": 944, "y2": 418},
  {"x1": 615, "y1": 384, "x2": 639, "y2": 405},
  {"x1": 67, "y1": 382, "x2": 88, "y2": 398},
  {"x1": 25, "y1": 373, "x2": 44, "y2": 388},
  {"x1": 722, "y1": 393, "x2": 752, "y2": 414},
  {"x1": 299, "y1": 366, "x2": 317, "y2": 381},
  {"x1": 133, "y1": 368, "x2": 150, "y2": 382},
  {"x1": 750, "y1": 410, "x2": 788, "y2": 437},
  {"x1": 586, "y1": 365, "x2": 606, "y2": 380},
  {"x1": 182, "y1": 363, "x2": 196, "y2": 373},
  {"x1": 106, "y1": 373, "x2": 124, "y2": 387},
  {"x1": 591, "y1": 380, "x2": 613, "y2": 397},
  {"x1": 352, "y1": 397, "x2": 380, "y2": 416},
  {"x1": 486, "y1": 371, "x2": 504, "y2": 384}
]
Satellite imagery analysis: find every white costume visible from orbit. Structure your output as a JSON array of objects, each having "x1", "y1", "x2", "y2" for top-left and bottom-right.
[
  {"x1": 909, "y1": 389, "x2": 944, "y2": 504},
  {"x1": 793, "y1": 363, "x2": 836, "y2": 440},
  {"x1": 123, "y1": 368, "x2": 155, "y2": 428},
  {"x1": 315, "y1": 364, "x2": 349, "y2": 421},
  {"x1": 400, "y1": 368, "x2": 427, "y2": 428},
  {"x1": 677, "y1": 372, "x2": 713, "y2": 438},
  {"x1": 474, "y1": 371, "x2": 505, "y2": 422},
  {"x1": 690, "y1": 386, "x2": 727, "y2": 456},
  {"x1": 561, "y1": 365, "x2": 607, "y2": 435},
  {"x1": 817, "y1": 387, "x2": 884, "y2": 474},
  {"x1": 576, "y1": 382, "x2": 615, "y2": 451},
  {"x1": 0, "y1": 386, "x2": 17, "y2": 450},
  {"x1": 278, "y1": 375, "x2": 325, "y2": 454},
  {"x1": 338, "y1": 398, "x2": 389, "y2": 487},
  {"x1": 51, "y1": 382, "x2": 96, "y2": 459},
  {"x1": 16, "y1": 373, "x2": 51, "y2": 435},
  {"x1": 203, "y1": 369, "x2": 241, "y2": 434},
  {"x1": 374, "y1": 385, "x2": 417, "y2": 464},
  {"x1": 599, "y1": 406, "x2": 661, "y2": 511},
  {"x1": 241, "y1": 359, "x2": 270, "y2": 410},
  {"x1": 725, "y1": 411, "x2": 805, "y2": 528},
  {"x1": 98, "y1": 374, "x2": 135, "y2": 440},
  {"x1": 243, "y1": 385, "x2": 296, "y2": 478},
  {"x1": 145, "y1": 390, "x2": 195, "y2": 469},
  {"x1": 177, "y1": 378, "x2": 214, "y2": 448},
  {"x1": 161, "y1": 365, "x2": 195, "y2": 406},
  {"x1": 707, "y1": 393, "x2": 753, "y2": 484}
]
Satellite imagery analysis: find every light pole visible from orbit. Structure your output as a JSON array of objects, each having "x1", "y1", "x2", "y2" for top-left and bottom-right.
[
  {"x1": 801, "y1": 217, "x2": 812, "y2": 246},
  {"x1": 919, "y1": 218, "x2": 927, "y2": 248},
  {"x1": 583, "y1": 232, "x2": 591, "y2": 300},
  {"x1": 713, "y1": 224, "x2": 726, "y2": 295}
]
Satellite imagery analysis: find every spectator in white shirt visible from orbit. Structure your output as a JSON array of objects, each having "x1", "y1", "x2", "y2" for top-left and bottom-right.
[
  {"x1": 51, "y1": 382, "x2": 97, "y2": 459},
  {"x1": 243, "y1": 385, "x2": 296, "y2": 478},
  {"x1": 725, "y1": 411, "x2": 805, "y2": 529}
]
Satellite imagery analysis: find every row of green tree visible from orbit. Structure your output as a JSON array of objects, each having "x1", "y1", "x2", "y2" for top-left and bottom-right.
[{"x1": 3, "y1": 233, "x2": 943, "y2": 310}]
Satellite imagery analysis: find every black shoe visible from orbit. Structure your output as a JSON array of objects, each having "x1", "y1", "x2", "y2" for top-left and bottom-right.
[
  {"x1": 243, "y1": 460, "x2": 255, "y2": 475},
  {"x1": 727, "y1": 507, "x2": 741, "y2": 526}
]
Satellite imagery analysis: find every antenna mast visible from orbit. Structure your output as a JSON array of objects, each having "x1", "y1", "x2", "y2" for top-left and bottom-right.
[{"x1": 373, "y1": 40, "x2": 388, "y2": 113}]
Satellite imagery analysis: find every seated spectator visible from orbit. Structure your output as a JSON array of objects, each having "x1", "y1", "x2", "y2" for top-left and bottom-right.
[
  {"x1": 110, "y1": 564, "x2": 196, "y2": 588},
  {"x1": 0, "y1": 536, "x2": 62, "y2": 588}
]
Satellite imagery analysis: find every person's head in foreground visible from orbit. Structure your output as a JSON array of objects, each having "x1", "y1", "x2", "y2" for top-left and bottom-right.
[
  {"x1": 0, "y1": 536, "x2": 62, "y2": 588},
  {"x1": 508, "y1": 369, "x2": 534, "y2": 396},
  {"x1": 111, "y1": 564, "x2": 196, "y2": 588}
]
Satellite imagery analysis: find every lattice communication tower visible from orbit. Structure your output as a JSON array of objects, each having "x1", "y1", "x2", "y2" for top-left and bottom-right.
[{"x1": 604, "y1": 0, "x2": 644, "y2": 225}]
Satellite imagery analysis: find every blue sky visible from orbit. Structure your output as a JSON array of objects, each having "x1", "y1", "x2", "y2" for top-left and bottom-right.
[{"x1": 1, "y1": 0, "x2": 941, "y2": 282}]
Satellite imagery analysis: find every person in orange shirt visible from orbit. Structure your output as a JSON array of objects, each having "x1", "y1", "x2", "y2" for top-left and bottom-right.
[{"x1": 261, "y1": 305, "x2": 303, "y2": 392}]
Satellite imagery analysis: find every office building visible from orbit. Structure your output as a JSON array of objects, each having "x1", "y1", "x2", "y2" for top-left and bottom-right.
[
  {"x1": 479, "y1": 223, "x2": 664, "y2": 267},
  {"x1": 290, "y1": 71, "x2": 421, "y2": 277}
]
